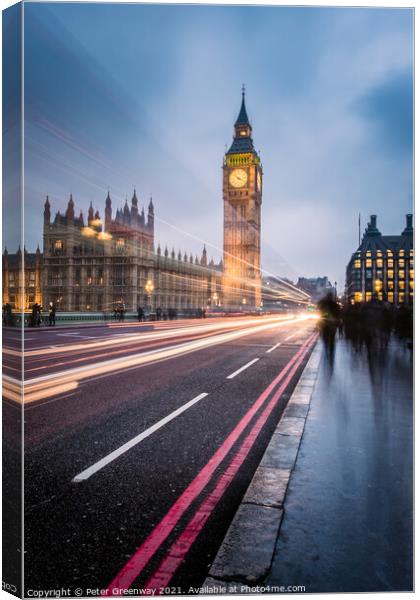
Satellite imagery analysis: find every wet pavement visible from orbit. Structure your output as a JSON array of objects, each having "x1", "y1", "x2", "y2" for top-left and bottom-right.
[{"x1": 265, "y1": 334, "x2": 413, "y2": 593}]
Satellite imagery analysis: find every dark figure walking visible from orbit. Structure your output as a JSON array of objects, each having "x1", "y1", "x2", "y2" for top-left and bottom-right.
[
  {"x1": 138, "y1": 306, "x2": 144, "y2": 322},
  {"x1": 48, "y1": 302, "x2": 56, "y2": 326},
  {"x1": 317, "y1": 292, "x2": 341, "y2": 369},
  {"x1": 30, "y1": 303, "x2": 39, "y2": 327},
  {"x1": 156, "y1": 307, "x2": 162, "y2": 321},
  {"x1": 3, "y1": 303, "x2": 14, "y2": 326}
]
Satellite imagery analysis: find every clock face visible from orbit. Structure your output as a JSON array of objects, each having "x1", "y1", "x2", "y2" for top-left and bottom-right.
[
  {"x1": 257, "y1": 171, "x2": 262, "y2": 192},
  {"x1": 229, "y1": 168, "x2": 248, "y2": 188}
]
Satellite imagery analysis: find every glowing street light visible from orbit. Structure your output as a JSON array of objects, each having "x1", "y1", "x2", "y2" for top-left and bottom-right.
[
  {"x1": 81, "y1": 226, "x2": 96, "y2": 237},
  {"x1": 145, "y1": 279, "x2": 154, "y2": 295},
  {"x1": 145, "y1": 279, "x2": 154, "y2": 313}
]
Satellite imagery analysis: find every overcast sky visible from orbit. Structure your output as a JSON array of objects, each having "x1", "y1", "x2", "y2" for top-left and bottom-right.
[{"x1": 10, "y1": 3, "x2": 413, "y2": 289}]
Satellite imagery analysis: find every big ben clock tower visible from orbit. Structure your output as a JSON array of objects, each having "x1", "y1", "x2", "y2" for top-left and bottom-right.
[{"x1": 223, "y1": 88, "x2": 262, "y2": 309}]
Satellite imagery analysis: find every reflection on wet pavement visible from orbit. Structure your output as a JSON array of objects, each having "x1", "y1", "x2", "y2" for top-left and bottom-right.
[{"x1": 266, "y1": 335, "x2": 413, "y2": 592}]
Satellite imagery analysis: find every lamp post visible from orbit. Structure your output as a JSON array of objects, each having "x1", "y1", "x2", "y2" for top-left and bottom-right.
[{"x1": 145, "y1": 279, "x2": 154, "y2": 313}]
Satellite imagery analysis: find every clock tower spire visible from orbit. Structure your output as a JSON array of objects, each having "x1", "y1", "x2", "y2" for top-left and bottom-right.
[{"x1": 222, "y1": 89, "x2": 262, "y2": 310}]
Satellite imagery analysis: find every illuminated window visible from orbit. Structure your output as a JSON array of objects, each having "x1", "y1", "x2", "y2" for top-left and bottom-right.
[
  {"x1": 410, "y1": 269, "x2": 414, "y2": 279},
  {"x1": 399, "y1": 270, "x2": 405, "y2": 279},
  {"x1": 117, "y1": 238, "x2": 125, "y2": 247},
  {"x1": 366, "y1": 292, "x2": 372, "y2": 302},
  {"x1": 410, "y1": 249, "x2": 414, "y2": 257},
  {"x1": 387, "y1": 250, "x2": 393, "y2": 257},
  {"x1": 399, "y1": 281, "x2": 405, "y2": 290},
  {"x1": 398, "y1": 292, "x2": 405, "y2": 303},
  {"x1": 388, "y1": 281, "x2": 394, "y2": 290},
  {"x1": 399, "y1": 249, "x2": 405, "y2": 257},
  {"x1": 409, "y1": 281, "x2": 414, "y2": 290},
  {"x1": 376, "y1": 250, "x2": 382, "y2": 257},
  {"x1": 377, "y1": 292, "x2": 383, "y2": 301},
  {"x1": 366, "y1": 251, "x2": 372, "y2": 257},
  {"x1": 354, "y1": 259, "x2": 361, "y2": 268},
  {"x1": 374, "y1": 279, "x2": 383, "y2": 292},
  {"x1": 387, "y1": 270, "x2": 394, "y2": 280},
  {"x1": 376, "y1": 259, "x2": 383, "y2": 268},
  {"x1": 387, "y1": 292, "x2": 394, "y2": 303},
  {"x1": 398, "y1": 259, "x2": 405, "y2": 268},
  {"x1": 366, "y1": 259, "x2": 372, "y2": 268},
  {"x1": 54, "y1": 239, "x2": 62, "y2": 250},
  {"x1": 87, "y1": 277, "x2": 92, "y2": 285},
  {"x1": 354, "y1": 292, "x2": 362, "y2": 303},
  {"x1": 387, "y1": 259, "x2": 393, "y2": 268},
  {"x1": 410, "y1": 259, "x2": 414, "y2": 267}
]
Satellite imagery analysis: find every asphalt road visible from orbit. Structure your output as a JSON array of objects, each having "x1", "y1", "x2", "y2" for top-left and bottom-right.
[{"x1": 3, "y1": 315, "x2": 317, "y2": 595}]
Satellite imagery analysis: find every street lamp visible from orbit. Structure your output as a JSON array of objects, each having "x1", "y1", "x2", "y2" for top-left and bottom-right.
[{"x1": 145, "y1": 279, "x2": 154, "y2": 313}]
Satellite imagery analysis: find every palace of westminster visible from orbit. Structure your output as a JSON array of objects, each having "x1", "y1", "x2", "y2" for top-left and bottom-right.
[{"x1": 2, "y1": 92, "x2": 264, "y2": 314}]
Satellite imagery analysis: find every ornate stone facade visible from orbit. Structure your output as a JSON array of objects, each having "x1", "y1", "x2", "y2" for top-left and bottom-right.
[
  {"x1": 3, "y1": 193, "x2": 222, "y2": 313},
  {"x1": 223, "y1": 90, "x2": 262, "y2": 309},
  {"x1": 2, "y1": 247, "x2": 43, "y2": 310},
  {"x1": 42, "y1": 193, "x2": 221, "y2": 313},
  {"x1": 345, "y1": 214, "x2": 413, "y2": 305}
]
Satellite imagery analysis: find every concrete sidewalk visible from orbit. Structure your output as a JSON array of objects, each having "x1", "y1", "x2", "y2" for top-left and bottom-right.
[{"x1": 203, "y1": 335, "x2": 413, "y2": 593}]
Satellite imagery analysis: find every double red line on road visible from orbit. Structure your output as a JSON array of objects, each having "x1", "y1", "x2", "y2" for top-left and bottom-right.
[{"x1": 103, "y1": 331, "x2": 318, "y2": 596}]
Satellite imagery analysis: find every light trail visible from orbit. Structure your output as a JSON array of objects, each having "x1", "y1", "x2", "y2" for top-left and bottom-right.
[
  {"x1": 7, "y1": 315, "x2": 298, "y2": 358},
  {"x1": 5, "y1": 315, "x2": 316, "y2": 404}
]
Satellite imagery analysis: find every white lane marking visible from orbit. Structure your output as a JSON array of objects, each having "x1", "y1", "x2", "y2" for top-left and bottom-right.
[
  {"x1": 72, "y1": 392, "x2": 209, "y2": 482},
  {"x1": 284, "y1": 333, "x2": 297, "y2": 342},
  {"x1": 266, "y1": 342, "x2": 281, "y2": 354},
  {"x1": 226, "y1": 358, "x2": 260, "y2": 380}
]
